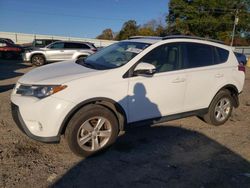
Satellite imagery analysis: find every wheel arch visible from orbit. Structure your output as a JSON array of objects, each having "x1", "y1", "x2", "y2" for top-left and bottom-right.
[
  {"x1": 30, "y1": 53, "x2": 46, "y2": 61},
  {"x1": 211, "y1": 84, "x2": 239, "y2": 108},
  {"x1": 59, "y1": 97, "x2": 127, "y2": 136}
]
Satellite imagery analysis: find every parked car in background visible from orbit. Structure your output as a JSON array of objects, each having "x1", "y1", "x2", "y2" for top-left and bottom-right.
[
  {"x1": 22, "y1": 41, "x2": 97, "y2": 66},
  {"x1": 0, "y1": 39, "x2": 23, "y2": 59},
  {"x1": 11, "y1": 35, "x2": 245, "y2": 157},
  {"x1": 234, "y1": 52, "x2": 247, "y2": 65},
  {"x1": 0, "y1": 37, "x2": 15, "y2": 44}
]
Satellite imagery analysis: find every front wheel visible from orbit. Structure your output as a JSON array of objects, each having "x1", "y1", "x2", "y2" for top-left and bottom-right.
[
  {"x1": 31, "y1": 54, "x2": 46, "y2": 66},
  {"x1": 65, "y1": 104, "x2": 119, "y2": 157},
  {"x1": 203, "y1": 90, "x2": 233, "y2": 126}
]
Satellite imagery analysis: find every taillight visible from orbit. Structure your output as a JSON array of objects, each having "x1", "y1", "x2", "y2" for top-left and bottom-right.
[
  {"x1": 238, "y1": 63, "x2": 245, "y2": 73},
  {"x1": 92, "y1": 48, "x2": 97, "y2": 52}
]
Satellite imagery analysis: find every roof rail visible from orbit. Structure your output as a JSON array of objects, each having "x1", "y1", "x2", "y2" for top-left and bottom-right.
[
  {"x1": 129, "y1": 36, "x2": 163, "y2": 40},
  {"x1": 162, "y1": 35, "x2": 224, "y2": 44},
  {"x1": 128, "y1": 35, "x2": 225, "y2": 45}
]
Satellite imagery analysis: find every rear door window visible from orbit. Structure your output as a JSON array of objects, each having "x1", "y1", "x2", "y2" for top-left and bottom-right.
[{"x1": 184, "y1": 43, "x2": 214, "y2": 68}]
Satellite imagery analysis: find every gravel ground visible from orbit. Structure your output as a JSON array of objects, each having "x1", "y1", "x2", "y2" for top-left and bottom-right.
[{"x1": 0, "y1": 59, "x2": 249, "y2": 188}]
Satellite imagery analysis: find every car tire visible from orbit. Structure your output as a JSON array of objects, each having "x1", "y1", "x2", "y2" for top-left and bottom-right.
[
  {"x1": 203, "y1": 90, "x2": 233, "y2": 126},
  {"x1": 31, "y1": 54, "x2": 46, "y2": 66},
  {"x1": 65, "y1": 104, "x2": 119, "y2": 157}
]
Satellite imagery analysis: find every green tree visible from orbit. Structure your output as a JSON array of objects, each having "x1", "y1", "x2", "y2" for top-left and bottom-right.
[
  {"x1": 96, "y1": 28, "x2": 114, "y2": 40},
  {"x1": 138, "y1": 19, "x2": 167, "y2": 36},
  {"x1": 167, "y1": 0, "x2": 250, "y2": 43},
  {"x1": 115, "y1": 20, "x2": 138, "y2": 40}
]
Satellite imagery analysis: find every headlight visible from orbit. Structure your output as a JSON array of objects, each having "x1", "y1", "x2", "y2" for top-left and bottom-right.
[{"x1": 16, "y1": 85, "x2": 67, "y2": 98}]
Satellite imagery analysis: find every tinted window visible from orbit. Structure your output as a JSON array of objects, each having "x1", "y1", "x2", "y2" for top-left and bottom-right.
[
  {"x1": 49, "y1": 42, "x2": 64, "y2": 49},
  {"x1": 45, "y1": 40, "x2": 57, "y2": 46},
  {"x1": 80, "y1": 44, "x2": 90, "y2": 49},
  {"x1": 34, "y1": 40, "x2": 45, "y2": 47},
  {"x1": 185, "y1": 43, "x2": 214, "y2": 68},
  {"x1": 140, "y1": 43, "x2": 183, "y2": 73},
  {"x1": 215, "y1": 47, "x2": 229, "y2": 64},
  {"x1": 64, "y1": 43, "x2": 90, "y2": 49}
]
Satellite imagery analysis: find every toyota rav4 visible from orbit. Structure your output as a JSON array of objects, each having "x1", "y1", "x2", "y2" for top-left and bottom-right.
[{"x1": 11, "y1": 36, "x2": 245, "y2": 157}]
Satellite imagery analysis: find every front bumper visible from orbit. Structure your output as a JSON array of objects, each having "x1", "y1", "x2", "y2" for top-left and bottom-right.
[
  {"x1": 22, "y1": 52, "x2": 31, "y2": 62},
  {"x1": 11, "y1": 103, "x2": 60, "y2": 143}
]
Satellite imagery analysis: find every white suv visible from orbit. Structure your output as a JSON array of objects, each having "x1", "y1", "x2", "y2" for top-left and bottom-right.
[
  {"x1": 22, "y1": 41, "x2": 97, "y2": 66},
  {"x1": 11, "y1": 36, "x2": 245, "y2": 157}
]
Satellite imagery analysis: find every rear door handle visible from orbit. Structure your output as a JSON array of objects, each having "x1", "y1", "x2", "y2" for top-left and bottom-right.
[
  {"x1": 172, "y1": 78, "x2": 186, "y2": 83},
  {"x1": 215, "y1": 73, "x2": 224, "y2": 78}
]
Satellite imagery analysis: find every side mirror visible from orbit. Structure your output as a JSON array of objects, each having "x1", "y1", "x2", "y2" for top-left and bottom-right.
[{"x1": 134, "y1": 62, "x2": 156, "y2": 76}]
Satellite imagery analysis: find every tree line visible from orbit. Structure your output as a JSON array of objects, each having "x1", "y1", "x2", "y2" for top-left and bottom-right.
[{"x1": 96, "y1": 0, "x2": 250, "y2": 46}]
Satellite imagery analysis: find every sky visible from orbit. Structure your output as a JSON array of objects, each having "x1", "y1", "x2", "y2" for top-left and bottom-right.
[{"x1": 0, "y1": 0, "x2": 169, "y2": 38}]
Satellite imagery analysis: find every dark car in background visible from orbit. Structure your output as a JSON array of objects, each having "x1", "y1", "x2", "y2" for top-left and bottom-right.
[
  {"x1": 0, "y1": 39, "x2": 23, "y2": 59},
  {"x1": 0, "y1": 38, "x2": 15, "y2": 44}
]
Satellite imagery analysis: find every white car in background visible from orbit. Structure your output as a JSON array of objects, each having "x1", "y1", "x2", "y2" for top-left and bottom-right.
[
  {"x1": 11, "y1": 35, "x2": 245, "y2": 157},
  {"x1": 22, "y1": 41, "x2": 97, "y2": 66}
]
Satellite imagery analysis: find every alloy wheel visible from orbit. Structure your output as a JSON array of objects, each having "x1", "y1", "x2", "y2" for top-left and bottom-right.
[{"x1": 77, "y1": 116, "x2": 112, "y2": 151}]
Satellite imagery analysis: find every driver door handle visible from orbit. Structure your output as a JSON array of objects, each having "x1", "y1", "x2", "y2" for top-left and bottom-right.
[
  {"x1": 172, "y1": 77, "x2": 186, "y2": 83},
  {"x1": 215, "y1": 73, "x2": 224, "y2": 78}
]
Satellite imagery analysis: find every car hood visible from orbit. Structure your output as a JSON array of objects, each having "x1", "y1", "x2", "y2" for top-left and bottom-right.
[{"x1": 18, "y1": 60, "x2": 106, "y2": 85}]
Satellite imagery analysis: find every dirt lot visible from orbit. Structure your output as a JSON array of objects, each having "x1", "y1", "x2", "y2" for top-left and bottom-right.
[{"x1": 0, "y1": 59, "x2": 249, "y2": 188}]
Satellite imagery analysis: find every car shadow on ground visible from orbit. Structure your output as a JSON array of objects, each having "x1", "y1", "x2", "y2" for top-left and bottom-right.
[
  {"x1": 53, "y1": 125, "x2": 250, "y2": 188},
  {"x1": 0, "y1": 59, "x2": 31, "y2": 81},
  {"x1": 0, "y1": 84, "x2": 15, "y2": 93}
]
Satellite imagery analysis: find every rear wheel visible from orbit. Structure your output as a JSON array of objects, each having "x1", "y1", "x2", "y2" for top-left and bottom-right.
[
  {"x1": 203, "y1": 90, "x2": 233, "y2": 126},
  {"x1": 31, "y1": 54, "x2": 46, "y2": 66},
  {"x1": 65, "y1": 104, "x2": 119, "y2": 157}
]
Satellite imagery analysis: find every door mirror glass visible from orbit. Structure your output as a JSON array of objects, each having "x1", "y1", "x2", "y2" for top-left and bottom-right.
[{"x1": 134, "y1": 62, "x2": 156, "y2": 76}]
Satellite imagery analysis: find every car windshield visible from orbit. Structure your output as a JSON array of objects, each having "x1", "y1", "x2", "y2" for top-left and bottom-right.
[{"x1": 77, "y1": 41, "x2": 150, "y2": 70}]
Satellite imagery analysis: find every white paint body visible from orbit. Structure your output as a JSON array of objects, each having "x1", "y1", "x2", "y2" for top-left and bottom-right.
[{"x1": 11, "y1": 38, "x2": 245, "y2": 138}]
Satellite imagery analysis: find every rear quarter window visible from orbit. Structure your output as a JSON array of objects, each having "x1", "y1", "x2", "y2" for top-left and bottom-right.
[{"x1": 214, "y1": 47, "x2": 229, "y2": 64}]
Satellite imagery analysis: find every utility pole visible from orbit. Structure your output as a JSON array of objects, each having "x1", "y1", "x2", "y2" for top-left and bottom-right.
[{"x1": 231, "y1": 9, "x2": 239, "y2": 46}]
